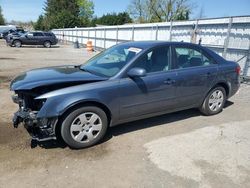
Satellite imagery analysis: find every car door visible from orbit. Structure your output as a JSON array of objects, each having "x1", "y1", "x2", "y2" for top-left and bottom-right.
[
  {"x1": 23, "y1": 32, "x2": 36, "y2": 45},
  {"x1": 118, "y1": 45, "x2": 178, "y2": 120},
  {"x1": 33, "y1": 32, "x2": 45, "y2": 45},
  {"x1": 172, "y1": 44, "x2": 218, "y2": 108}
]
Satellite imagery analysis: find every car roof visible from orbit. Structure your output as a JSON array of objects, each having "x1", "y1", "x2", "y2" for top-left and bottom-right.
[
  {"x1": 119, "y1": 41, "x2": 202, "y2": 50},
  {"x1": 117, "y1": 41, "x2": 225, "y2": 62},
  {"x1": 29, "y1": 31, "x2": 52, "y2": 33}
]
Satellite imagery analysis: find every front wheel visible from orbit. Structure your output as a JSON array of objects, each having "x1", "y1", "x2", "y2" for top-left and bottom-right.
[
  {"x1": 13, "y1": 40, "x2": 22, "y2": 48},
  {"x1": 61, "y1": 106, "x2": 108, "y2": 149},
  {"x1": 200, "y1": 87, "x2": 226, "y2": 116}
]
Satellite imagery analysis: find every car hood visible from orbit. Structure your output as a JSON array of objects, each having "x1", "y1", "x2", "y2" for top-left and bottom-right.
[{"x1": 10, "y1": 65, "x2": 108, "y2": 90}]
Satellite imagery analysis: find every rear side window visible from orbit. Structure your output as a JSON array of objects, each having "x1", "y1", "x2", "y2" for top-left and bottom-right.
[
  {"x1": 33, "y1": 32, "x2": 44, "y2": 37},
  {"x1": 173, "y1": 47, "x2": 214, "y2": 69},
  {"x1": 44, "y1": 33, "x2": 54, "y2": 37}
]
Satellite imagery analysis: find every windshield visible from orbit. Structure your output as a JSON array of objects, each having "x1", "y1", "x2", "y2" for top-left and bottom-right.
[{"x1": 80, "y1": 44, "x2": 143, "y2": 77}]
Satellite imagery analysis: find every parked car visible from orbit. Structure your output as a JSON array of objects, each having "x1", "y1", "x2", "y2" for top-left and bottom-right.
[
  {"x1": 5, "y1": 30, "x2": 26, "y2": 44},
  {"x1": 1, "y1": 27, "x2": 25, "y2": 39},
  {"x1": 10, "y1": 41, "x2": 241, "y2": 149},
  {"x1": 0, "y1": 25, "x2": 16, "y2": 39},
  {"x1": 7, "y1": 31, "x2": 58, "y2": 48},
  {"x1": 6, "y1": 30, "x2": 26, "y2": 38}
]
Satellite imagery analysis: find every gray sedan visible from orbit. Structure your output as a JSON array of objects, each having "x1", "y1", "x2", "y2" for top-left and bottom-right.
[{"x1": 10, "y1": 41, "x2": 240, "y2": 149}]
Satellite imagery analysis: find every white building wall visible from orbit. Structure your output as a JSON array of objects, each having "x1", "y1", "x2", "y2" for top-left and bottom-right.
[{"x1": 53, "y1": 16, "x2": 250, "y2": 77}]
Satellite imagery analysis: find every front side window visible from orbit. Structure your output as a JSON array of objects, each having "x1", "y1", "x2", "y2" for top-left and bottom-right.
[
  {"x1": 174, "y1": 47, "x2": 214, "y2": 69},
  {"x1": 80, "y1": 45, "x2": 143, "y2": 77},
  {"x1": 132, "y1": 46, "x2": 170, "y2": 73},
  {"x1": 27, "y1": 33, "x2": 34, "y2": 37}
]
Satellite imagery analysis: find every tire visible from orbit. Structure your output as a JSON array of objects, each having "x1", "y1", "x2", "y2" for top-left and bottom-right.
[
  {"x1": 199, "y1": 86, "x2": 226, "y2": 116},
  {"x1": 13, "y1": 40, "x2": 22, "y2": 48},
  {"x1": 44, "y1": 41, "x2": 51, "y2": 48},
  {"x1": 61, "y1": 106, "x2": 108, "y2": 149}
]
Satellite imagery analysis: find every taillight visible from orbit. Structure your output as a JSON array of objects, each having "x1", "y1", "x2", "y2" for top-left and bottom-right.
[{"x1": 235, "y1": 66, "x2": 241, "y2": 75}]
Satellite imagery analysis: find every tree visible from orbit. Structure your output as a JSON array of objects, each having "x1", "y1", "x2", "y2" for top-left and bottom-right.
[
  {"x1": 42, "y1": 0, "x2": 81, "y2": 30},
  {"x1": 9, "y1": 20, "x2": 34, "y2": 30},
  {"x1": 77, "y1": 0, "x2": 94, "y2": 26},
  {"x1": 35, "y1": 0, "x2": 94, "y2": 30},
  {"x1": 197, "y1": 6, "x2": 205, "y2": 19},
  {"x1": 91, "y1": 12, "x2": 132, "y2": 26},
  {"x1": 127, "y1": 0, "x2": 148, "y2": 23},
  {"x1": 0, "y1": 6, "x2": 5, "y2": 25},
  {"x1": 34, "y1": 15, "x2": 45, "y2": 30},
  {"x1": 128, "y1": 0, "x2": 193, "y2": 23}
]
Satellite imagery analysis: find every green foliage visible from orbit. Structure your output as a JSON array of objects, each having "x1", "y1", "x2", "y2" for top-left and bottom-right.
[
  {"x1": 34, "y1": 0, "x2": 95, "y2": 29},
  {"x1": 34, "y1": 15, "x2": 45, "y2": 30},
  {"x1": 0, "y1": 6, "x2": 5, "y2": 25},
  {"x1": 127, "y1": 0, "x2": 148, "y2": 23},
  {"x1": 128, "y1": 0, "x2": 193, "y2": 23},
  {"x1": 91, "y1": 12, "x2": 132, "y2": 26},
  {"x1": 43, "y1": 0, "x2": 81, "y2": 29},
  {"x1": 77, "y1": 0, "x2": 94, "y2": 26}
]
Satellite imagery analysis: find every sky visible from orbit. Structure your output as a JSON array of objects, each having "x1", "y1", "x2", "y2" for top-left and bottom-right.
[{"x1": 0, "y1": 0, "x2": 250, "y2": 22}]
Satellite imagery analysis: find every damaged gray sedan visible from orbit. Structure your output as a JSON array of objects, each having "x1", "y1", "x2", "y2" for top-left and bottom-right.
[{"x1": 10, "y1": 41, "x2": 240, "y2": 149}]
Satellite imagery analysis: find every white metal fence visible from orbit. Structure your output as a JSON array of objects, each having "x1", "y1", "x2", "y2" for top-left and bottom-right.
[{"x1": 52, "y1": 16, "x2": 250, "y2": 78}]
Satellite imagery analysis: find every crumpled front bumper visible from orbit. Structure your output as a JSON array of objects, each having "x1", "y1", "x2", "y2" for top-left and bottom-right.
[{"x1": 13, "y1": 109, "x2": 58, "y2": 141}]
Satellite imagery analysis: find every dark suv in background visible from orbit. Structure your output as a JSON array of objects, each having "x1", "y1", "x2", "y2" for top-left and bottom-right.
[{"x1": 7, "y1": 31, "x2": 58, "y2": 48}]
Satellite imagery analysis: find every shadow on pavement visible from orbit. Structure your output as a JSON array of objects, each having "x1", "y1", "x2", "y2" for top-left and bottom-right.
[
  {"x1": 19, "y1": 45, "x2": 60, "y2": 48},
  {"x1": 35, "y1": 100, "x2": 234, "y2": 149}
]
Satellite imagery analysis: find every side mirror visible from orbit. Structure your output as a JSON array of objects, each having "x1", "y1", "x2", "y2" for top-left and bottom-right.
[{"x1": 127, "y1": 67, "x2": 146, "y2": 78}]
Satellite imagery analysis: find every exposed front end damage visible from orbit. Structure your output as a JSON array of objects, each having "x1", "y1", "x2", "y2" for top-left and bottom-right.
[
  {"x1": 12, "y1": 92, "x2": 58, "y2": 141},
  {"x1": 10, "y1": 65, "x2": 108, "y2": 142}
]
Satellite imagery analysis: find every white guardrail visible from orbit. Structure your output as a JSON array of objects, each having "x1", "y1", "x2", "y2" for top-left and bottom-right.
[{"x1": 52, "y1": 16, "x2": 250, "y2": 78}]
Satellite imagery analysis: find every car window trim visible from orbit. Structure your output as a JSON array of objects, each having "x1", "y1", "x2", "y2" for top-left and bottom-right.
[
  {"x1": 173, "y1": 64, "x2": 218, "y2": 72},
  {"x1": 121, "y1": 44, "x2": 173, "y2": 78},
  {"x1": 33, "y1": 32, "x2": 44, "y2": 37},
  {"x1": 171, "y1": 44, "x2": 218, "y2": 70}
]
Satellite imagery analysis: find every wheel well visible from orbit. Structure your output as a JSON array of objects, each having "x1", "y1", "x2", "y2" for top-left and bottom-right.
[
  {"x1": 214, "y1": 82, "x2": 229, "y2": 97},
  {"x1": 13, "y1": 39, "x2": 21, "y2": 44},
  {"x1": 56, "y1": 101, "x2": 112, "y2": 136}
]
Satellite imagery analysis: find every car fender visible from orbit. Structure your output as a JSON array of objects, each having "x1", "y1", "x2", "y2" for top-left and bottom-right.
[
  {"x1": 207, "y1": 79, "x2": 231, "y2": 97},
  {"x1": 36, "y1": 80, "x2": 120, "y2": 123}
]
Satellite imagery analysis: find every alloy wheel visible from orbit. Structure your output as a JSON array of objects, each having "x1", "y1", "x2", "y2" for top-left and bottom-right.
[
  {"x1": 208, "y1": 90, "x2": 224, "y2": 112},
  {"x1": 44, "y1": 41, "x2": 51, "y2": 48},
  {"x1": 70, "y1": 112, "x2": 103, "y2": 143},
  {"x1": 14, "y1": 41, "x2": 21, "y2": 48}
]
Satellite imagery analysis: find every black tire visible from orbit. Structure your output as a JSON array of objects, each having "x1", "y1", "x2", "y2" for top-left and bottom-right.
[
  {"x1": 13, "y1": 40, "x2": 22, "y2": 48},
  {"x1": 199, "y1": 86, "x2": 226, "y2": 116},
  {"x1": 44, "y1": 41, "x2": 51, "y2": 48},
  {"x1": 61, "y1": 106, "x2": 108, "y2": 149}
]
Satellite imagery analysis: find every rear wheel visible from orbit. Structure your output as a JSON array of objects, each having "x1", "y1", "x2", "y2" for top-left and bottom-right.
[
  {"x1": 61, "y1": 106, "x2": 108, "y2": 149},
  {"x1": 200, "y1": 86, "x2": 226, "y2": 116},
  {"x1": 44, "y1": 41, "x2": 51, "y2": 48},
  {"x1": 13, "y1": 40, "x2": 22, "y2": 48}
]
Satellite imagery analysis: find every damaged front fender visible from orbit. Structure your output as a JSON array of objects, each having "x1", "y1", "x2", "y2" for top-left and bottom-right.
[
  {"x1": 35, "y1": 80, "x2": 118, "y2": 123},
  {"x1": 13, "y1": 108, "x2": 58, "y2": 141}
]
